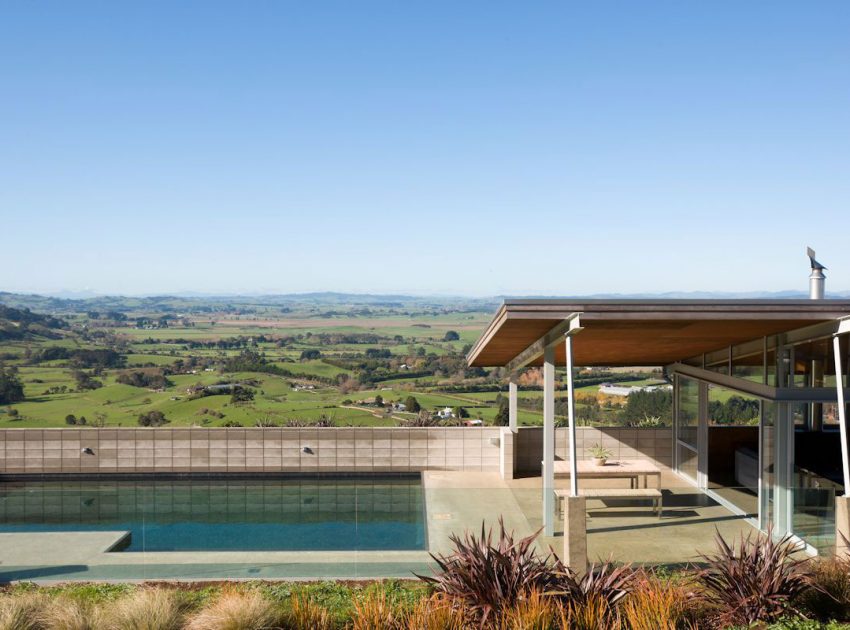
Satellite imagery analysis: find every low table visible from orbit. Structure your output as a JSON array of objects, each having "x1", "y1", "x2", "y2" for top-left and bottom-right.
[{"x1": 551, "y1": 459, "x2": 661, "y2": 489}]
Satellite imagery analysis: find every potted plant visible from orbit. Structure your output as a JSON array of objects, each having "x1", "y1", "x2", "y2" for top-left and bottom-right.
[{"x1": 587, "y1": 443, "x2": 612, "y2": 466}]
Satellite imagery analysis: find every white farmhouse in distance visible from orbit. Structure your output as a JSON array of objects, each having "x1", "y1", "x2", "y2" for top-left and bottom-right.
[{"x1": 598, "y1": 383, "x2": 672, "y2": 397}]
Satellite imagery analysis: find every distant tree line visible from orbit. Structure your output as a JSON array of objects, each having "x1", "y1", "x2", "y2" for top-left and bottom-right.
[
  {"x1": 30, "y1": 347, "x2": 125, "y2": 370},
  {"x1": 709, "y1": 396, "x2": 760, "y2": 425}
]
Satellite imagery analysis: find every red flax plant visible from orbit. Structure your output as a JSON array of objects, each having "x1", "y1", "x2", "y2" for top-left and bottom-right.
[
  {"x1": 555, "y1": 559, "x2": 635, "y2": 629},
  {"x1": 418, "y1": 518, "x2": 562, "y2": 627},
  {"x1": 697, "y1": 527, "x2": 813, "y2": 628}
]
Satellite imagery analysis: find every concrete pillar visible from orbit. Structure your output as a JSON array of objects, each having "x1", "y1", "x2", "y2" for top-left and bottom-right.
[
  {"x1": 563, "y1": 495, "x2": 588, "y2": 573},
  {"x1": 836, "y1": 496, "x2": 850, "y2": 559},
  {"x1": 543, "y1": 345, "x2": 556, "y2": 535},
  {"x1": 499, "y1": 427, "x2": 515, "y2": 480},
  {"x1": 509, "y1": 380, "x2": 518, "y2": 433}
]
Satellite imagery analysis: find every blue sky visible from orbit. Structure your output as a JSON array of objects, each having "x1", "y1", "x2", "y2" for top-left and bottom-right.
[{"x1": 1, "y1": 1, "x2": 848, "y2": 297}]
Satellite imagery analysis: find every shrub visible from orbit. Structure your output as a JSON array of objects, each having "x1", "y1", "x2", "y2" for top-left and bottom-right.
[
  {"x1": 137, "y1": 410, "x2": 169, "y2": 427},
  {"x1": 697, "y1": 528, "x2": 812, "y2": 628},
  {"x1": 419, "y1": 518, "x2": 561, "y2": 625},
  {"x1": 186, "y1": 590, "x2": 280, "y2": 630},
  {"x1": 619, "y1": 572, "x2": 693, "y2": 630},
  {"x1": 560, "y1": 592, "x2": 613, "y2": 630},
  {"x1": 282, "y1": 594, "x2": 334, "y2": 630},
  {"x1": 497, "y1": 589, "x2": 560, "y2": 630},
  {"x1": 105, "y1": 588, "x2": 186, "y2": 630},
  {"x1": 0, "y1": 591, "x2": 47, "y2": 630},
  {"x1": 314, "y1": 416, "x2": 336, "y2": 428},
  {"x1": 41, "y1": 597, "x2": 103, "y2": 630},
  {"x1": 402, "y1": 594, "x2": 466, "y2": 630},
  {"x1": 350, "y1": 591, "x2": 403, "y2": 630},
  {"x1": 552, "y1": 560, "x2": 635, "y2": 629},
  {"x1": 230, "y1": 387, "x2": 254, "y2": 404},
  {"x1": 799, "y1": 556, "x2": 850, "y2": 622}
]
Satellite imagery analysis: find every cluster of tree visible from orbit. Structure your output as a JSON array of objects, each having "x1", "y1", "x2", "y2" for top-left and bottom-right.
[
  {"x1": 299, "y1": 349, "x2": 321, "y2": 360},
  {"x1": 65, "y1": 414, "x2": 88, "y2": 425},
  {"x1": 138, "y1": 410, "x2": 169, "y2": 427},
  {"x1": 0, "y1": 367, "x2": 24, "y2": 404},
  {"x1": 30, "y1": 347, "x2": 125, "y2": 370},
  {"x1": 73, "y1": 370, "x2": 103, "y2": 391},
  {"x1": 708, "y1": 396, "x2": 760, "y2": 425},
  {"x1": 115, "y1": 370, "x2": 173, "y2": 389},
  {"x1": 230, "y1": 386, "x2": 255, "y2": 404},
  {"x1": 443, "y1": 330, "x2": 460, "y2": 341},
  {"x1": 42, "y1": 385, "x2": 68, "y2": 395},
  {"x1": 403, "y1": 395, "x2": 421, "y2": 412},
  {"x1": 494, "y1": 394, "x2": 510, "y2": 426},
  {"x1": 134, "y1": 316, "x2": 172, "y2": 328},
  {"x1": 183, "y1": 335, "x2": 266, "y2": 350},
  {"x1": 620, "y1": 389, "x2": 673, "y2": 424}
]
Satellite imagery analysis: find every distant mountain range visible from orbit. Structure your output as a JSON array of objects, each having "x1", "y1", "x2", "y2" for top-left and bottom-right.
[{"x1": 1, "y1": 289, "x2": 849, "y2": 314}]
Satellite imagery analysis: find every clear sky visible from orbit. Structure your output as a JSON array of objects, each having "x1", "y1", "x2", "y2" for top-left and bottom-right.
[{"x1": 2, "y1": 1, "x2": 849, "y2": 297}]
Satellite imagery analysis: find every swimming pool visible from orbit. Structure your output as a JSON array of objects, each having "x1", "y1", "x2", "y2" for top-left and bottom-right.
[{"x1": 0, "y1": 476, "x2": 426, "y2": 552}]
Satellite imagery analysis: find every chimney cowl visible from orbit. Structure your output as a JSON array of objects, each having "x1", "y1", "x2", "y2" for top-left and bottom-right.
[{"x1": 807, "y1": 246, "x2": 826, "y2": 300}]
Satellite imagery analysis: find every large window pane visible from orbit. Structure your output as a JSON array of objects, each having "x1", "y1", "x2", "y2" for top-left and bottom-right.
[
  {"x1": 792, "y1": 335, "x2": 849, "y2": 389},
  {"x1": 732, "y1": 351, "x2": 764, "y2": 384},
  {"x1": 678, "y1": 444, "x2": 698, "y2": 481},
  {"x1": 761, "y1": 401, "x2": 775, "y2": 529},
  {"x1": 677, "y1": 376, "x2": 699, "y2": 447}
]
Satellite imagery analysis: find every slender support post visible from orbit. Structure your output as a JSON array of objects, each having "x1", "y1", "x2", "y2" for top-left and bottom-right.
[
  {"x1": 565, "y1": 334, "x2": 578, "y2": 497},
  {"x1": 509, "y1": 379, "x2": 518, "y2": 433},
  {"x1": 833, "y1": 335, "x2": 849, "y2": 491},
  {"x1": 543, "y1": 345, "x2": 556, "y2": 535}
]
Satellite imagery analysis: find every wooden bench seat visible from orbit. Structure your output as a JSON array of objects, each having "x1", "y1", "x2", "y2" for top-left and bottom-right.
[{"x1": 555, "y1": 487, "x2": 663, "y2": 517}]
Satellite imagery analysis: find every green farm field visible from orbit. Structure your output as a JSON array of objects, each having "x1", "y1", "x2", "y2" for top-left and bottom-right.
[{"x1": 0, "y1": 295, "x2": 661, "y2": 429}]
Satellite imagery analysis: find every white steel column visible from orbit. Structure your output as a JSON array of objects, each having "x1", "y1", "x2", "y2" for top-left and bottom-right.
[
  {"x1": 509, "y1": 378, "x2": 518, "y2": 433},
  {"x1": 833, "y1": 335, "x2": 849, "y2": 491},
  {"x1": 543, "y1": 345, "x2": 556, "y2": 535},
  {"x1": 565, "y1": 334, "x2": 578, "y2": 497}
]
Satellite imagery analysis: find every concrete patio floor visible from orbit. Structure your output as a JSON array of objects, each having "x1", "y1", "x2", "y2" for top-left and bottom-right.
[{"x1": 508, "y1": 469, "x2": 757, "y2": 566}]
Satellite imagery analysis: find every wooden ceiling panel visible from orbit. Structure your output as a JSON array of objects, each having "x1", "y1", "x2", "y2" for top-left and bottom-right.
[{"x1": 467, "y1": 300, "x2": 850, "y2": 368}]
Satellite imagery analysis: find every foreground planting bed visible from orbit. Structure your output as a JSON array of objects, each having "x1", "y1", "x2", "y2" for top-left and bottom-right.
[{"x1": 4, "y1": 524, "x2": 850, "y2": 629}]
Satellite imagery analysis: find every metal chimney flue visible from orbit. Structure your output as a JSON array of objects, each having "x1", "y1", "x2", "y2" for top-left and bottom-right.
[{"x1": 807, "y1": 246, "x2": 826, "y2": 300}]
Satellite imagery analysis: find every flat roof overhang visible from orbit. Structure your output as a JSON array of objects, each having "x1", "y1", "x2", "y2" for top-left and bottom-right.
[{"x1": 467, "y1": 299, "x2": 850, "y2": 368}]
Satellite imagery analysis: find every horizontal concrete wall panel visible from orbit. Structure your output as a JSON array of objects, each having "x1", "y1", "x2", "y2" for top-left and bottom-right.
[{"x1": 0, "y1": 427, "x2": 500, "y2": 475}]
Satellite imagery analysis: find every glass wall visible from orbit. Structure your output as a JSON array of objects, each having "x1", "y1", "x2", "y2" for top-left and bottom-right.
[
  {"x1": 761, "y1": 401, "x2": 775, "y2": 529},
  {"x1": 706, "y1": 386, "x2": 760, "y2": 517},
  {"x1": 675, "y1": 376, "x2": 700, "y2": 482},
  {"x1": 675, "y1": 331, "x2": 849, "y2": 553}
]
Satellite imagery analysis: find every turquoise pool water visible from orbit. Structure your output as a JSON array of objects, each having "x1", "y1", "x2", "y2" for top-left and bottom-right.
[{"x1": 0, "y1": 477, "x2": 426, "y2": 552}]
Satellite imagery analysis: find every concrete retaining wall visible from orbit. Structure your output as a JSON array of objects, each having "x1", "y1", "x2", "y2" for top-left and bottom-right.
[{"x1": 0, "y1": 427, "x2": 502, "y2": 475}]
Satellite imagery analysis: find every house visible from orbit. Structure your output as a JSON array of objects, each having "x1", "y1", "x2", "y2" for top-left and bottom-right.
[
  {"x1": 436, "y1": 406, "x2": 454, "y2": 419},
  {"x1": 466, "y1": 254, "x2": 850, "y2": 560},
  {"x1": 392, "y1": 402, "x2": 406, "y2": 411}
]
